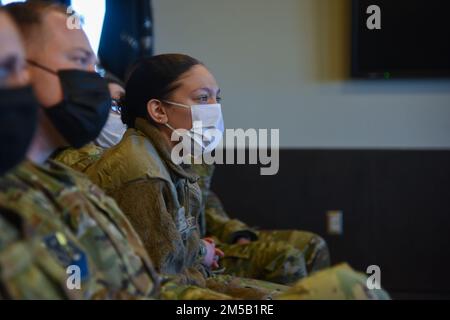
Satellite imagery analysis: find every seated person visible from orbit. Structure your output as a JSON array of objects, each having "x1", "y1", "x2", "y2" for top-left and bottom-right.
[
  {"x1": 95, "y1": 72, "x2": 127, "y2": 149},
  {"x1": 85, "y1": 54, "x2": 295, "y2": 295},
  {"x1": 56, "y1": 68, "x2": 327, "y2": 285},
  {"x1": 52, "y1": 72, "x2": 126, "y2": 171}
]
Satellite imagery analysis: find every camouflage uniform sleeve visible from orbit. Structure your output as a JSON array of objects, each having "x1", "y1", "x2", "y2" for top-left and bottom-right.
[
  {"x1": 205, "y1": 191, "x2": 258, "y2": 244},
  {"x1": 0, "y1": 209, "x2": 83, "y2": 300},
  {"x1": 52, "y1": 143, "x2": 105, "y2": 173}
]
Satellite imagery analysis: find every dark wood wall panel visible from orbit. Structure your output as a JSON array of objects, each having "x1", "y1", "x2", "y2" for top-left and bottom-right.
[{"x1": 211, "y1": 149, "x2": 450, "y2": 298}]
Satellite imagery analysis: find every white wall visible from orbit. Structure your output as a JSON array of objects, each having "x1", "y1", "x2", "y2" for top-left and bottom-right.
[{"x1": 152, "y1": 0, "x2": 450, "y2": 149}]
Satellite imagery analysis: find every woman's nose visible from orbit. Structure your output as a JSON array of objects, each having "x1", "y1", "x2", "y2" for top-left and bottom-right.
[{"x1": 209, "y1": 97, "x2": 218, "y2": 104}]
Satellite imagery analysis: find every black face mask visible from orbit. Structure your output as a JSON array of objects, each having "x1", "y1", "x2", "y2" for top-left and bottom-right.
[
  {"x1": 0, "y1": 86, "x2": 38, "y2": 175},
  {"x1": 28, "y1": 61, "x2": 111, "y2": 149}
]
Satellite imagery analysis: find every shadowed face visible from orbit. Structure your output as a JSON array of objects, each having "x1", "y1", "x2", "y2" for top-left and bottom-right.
[
  {"x1": 108, "y1": 82, "x2": 125, "y2": 109},
  {"x1": 0, "y1": 12, "x2": 29, "y2": 89}
]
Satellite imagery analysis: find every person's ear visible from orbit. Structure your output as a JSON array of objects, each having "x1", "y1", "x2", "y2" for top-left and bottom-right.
[{"x1": 146, "y1": 99, "x2": 168, "y2": 124}]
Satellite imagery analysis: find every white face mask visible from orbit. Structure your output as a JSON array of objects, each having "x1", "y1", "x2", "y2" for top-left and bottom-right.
[
  {"x1": 163, "y1": 100, "x2": 224, "y2": 156},
  {"x1": 94, "y1": 110, "x2": 127, "y2": 148}
]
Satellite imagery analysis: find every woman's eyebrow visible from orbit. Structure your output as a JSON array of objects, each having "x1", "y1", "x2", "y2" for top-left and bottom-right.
[{"x1": 195, "y1": 87, "x2": 221, "y2": 95}]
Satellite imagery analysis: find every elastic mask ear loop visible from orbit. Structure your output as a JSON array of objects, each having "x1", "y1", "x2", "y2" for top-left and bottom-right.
[
  {"x1": 161, "y1": 100, "x2": 186, "y2": 131},
  {"x1": 163, "y1": 100, "x2": 190, "y2": 109},
  {"x1": 165, "y1": 122, "x2": 177, "y2": 132},
  {"x1": 26, "y1": 60, "x2": 58, "y2": 76}
]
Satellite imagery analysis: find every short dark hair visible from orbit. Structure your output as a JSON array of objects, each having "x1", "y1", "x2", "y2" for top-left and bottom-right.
[
  {"x1": 4, "y1": 0, "x2": 68, "y2": 41},
  {"x1": 121, "y1": 54, "x2": 203, "y2": 128}
]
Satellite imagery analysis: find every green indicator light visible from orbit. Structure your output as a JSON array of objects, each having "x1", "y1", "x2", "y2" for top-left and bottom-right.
[{"x1": 384, "y1": 72, "x2": 391, "y2": 79}]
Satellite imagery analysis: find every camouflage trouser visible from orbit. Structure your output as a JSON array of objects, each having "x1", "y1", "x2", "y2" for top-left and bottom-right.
[
  {"x1": 218, "y1": 230, "x2": 330, "y2": 285},
  {"x1": 257, "y1": 230, "x2": 331, "y2": 274},
  {"x1": 277, "y1": 263, "x2": 391, "y2": 300},
  {"x1": 206, "y1": 274, "x2": 289, "y2": 300},
  {"x1": 160, "y1": 275, "x2": 289, "y2": 300},
  {"x1": 161, "y1": 265, "x2": 390, "y2": 300},
  {"x1": 160, "y1": 281, "x2": 232, "y2": 300}
]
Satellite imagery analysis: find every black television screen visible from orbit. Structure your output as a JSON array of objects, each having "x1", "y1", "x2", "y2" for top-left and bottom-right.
[{"x1": 352, "y1": 0, "x2": 450, "y2": 79}]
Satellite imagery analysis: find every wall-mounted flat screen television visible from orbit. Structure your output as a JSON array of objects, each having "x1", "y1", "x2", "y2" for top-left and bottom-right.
[{"x1": 352, "y1": 0, "x2": 450, "y2": 79}]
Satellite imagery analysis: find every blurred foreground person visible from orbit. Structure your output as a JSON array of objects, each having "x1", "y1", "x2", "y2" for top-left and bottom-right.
[
  {"x1": 0, "y1": 10, "x2": 36, "y2": 176},
  {"x1": 0, "y1": 2, "x2": 161, "y2": 299}
]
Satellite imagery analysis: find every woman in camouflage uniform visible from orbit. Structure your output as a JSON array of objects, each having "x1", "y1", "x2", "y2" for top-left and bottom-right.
[{"x1": 86, "y1": 54, "x2": 289, "y2": 298}]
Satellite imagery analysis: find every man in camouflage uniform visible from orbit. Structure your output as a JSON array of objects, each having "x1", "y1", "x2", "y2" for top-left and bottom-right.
[{"x1": 193, "y1": 163, "x2": 330, "y2": 284}]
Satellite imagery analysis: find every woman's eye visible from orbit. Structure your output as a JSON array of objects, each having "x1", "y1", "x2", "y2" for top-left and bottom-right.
[
  {"x1": 197, "y1": 95, "x2": 209, "y2": 103},
  {"x1": 72, "y1": 57, "x2": 88, "y2": 66},
  {"x1": 216, "y1": 96, "x2": 222, "y2": 103}
]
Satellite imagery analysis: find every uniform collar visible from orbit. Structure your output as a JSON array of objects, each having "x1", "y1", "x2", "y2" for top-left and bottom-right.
[
  {"x1": 134, "y1": 118, "x2": 198, "y2": 183},
  {"x1": 13, "y1": 160, "x2": 76, "y2": 196}
]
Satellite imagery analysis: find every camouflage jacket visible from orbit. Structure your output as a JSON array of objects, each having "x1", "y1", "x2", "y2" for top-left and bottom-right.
[
  {"x1": 0, "y1": 160, "x2": 160, "y2": 299},
  {"x1": 86, "y1": 118, "x2": 209, "y2": 287},
  {"x1": 54, "y1": 144, "x2": 258, "y2": 246},
  {"x1": 193, "y1": 164, "x2": 258, "y2": 244}
]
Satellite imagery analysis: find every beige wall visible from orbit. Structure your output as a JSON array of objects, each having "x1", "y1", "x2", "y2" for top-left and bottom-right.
[{"x1": 153, "y1": 0, "x2": 450, "y2": 149}]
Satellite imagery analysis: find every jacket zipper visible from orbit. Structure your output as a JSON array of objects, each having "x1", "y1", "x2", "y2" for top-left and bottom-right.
[{"x1": 184, "y1": 178, "x2": 190, "y2": 215}]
